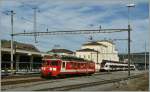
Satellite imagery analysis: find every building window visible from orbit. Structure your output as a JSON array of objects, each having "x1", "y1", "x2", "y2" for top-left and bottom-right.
[
  {"x1": 84, "y1": 55, "x2": 86, "y2": 59},
  {"x1": 88, "y1": 55, "x2": 90, "y2": 59},
  {"x1": 79, "y1": 55, "x2": 81, "y2": 58}
]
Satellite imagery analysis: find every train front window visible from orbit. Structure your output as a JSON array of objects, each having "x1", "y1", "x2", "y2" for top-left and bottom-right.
[
  {"x1": 50, "y1": 61, "x2": 58, "y2": 66},
  {"x1": 42, "y1": 60, "x2": 50, "y2": 66}
]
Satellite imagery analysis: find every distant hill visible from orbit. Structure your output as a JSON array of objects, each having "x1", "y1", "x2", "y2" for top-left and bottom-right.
[{"x1": 1, "y1": 40, "x2": 39, "y2": 52}]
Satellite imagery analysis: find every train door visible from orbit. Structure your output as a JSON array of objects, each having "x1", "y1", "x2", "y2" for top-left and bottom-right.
[{"x1": 61, "y1": 61, "x2": 66, "y2": 72}]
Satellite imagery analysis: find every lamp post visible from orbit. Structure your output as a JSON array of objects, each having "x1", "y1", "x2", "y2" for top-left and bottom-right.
[
  {"x1": 144, "y1": 41, "x2": 147, "y2": 71},
  {"x1": 0, "y1": 40, "x2": 1, "y2": 63},
  {"x1": 126, "y1": 3, "x2": 135, "y2": 78},
  {"x1": 10, "y1": 10, "x2": 15, "y2": 74}
]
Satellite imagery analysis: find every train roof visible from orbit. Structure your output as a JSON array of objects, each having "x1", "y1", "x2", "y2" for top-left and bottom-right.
[
  {"x1": 101, "y1": 60, "x2": 128, "y2": 64},
  {"x1": 43, "y1": 55, "x2": 94, "y2": 63}
]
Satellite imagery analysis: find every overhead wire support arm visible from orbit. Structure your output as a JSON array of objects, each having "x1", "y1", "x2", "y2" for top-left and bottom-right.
[{"x1": 13, "y1": 28, "x2": 129, "y2": 36}]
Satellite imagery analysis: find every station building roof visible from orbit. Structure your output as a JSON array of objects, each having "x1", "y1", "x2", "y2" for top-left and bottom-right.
[
  {"x1": 76, "y1": 48, "x2": 98, "y2": 52},
  {"x1": 97, "y1": 40, "x2": 115, "y2": 45},
  {"x1": 47, "y1": 49, "x2": 74, "y2": 54},
  {"x1": 82, "y1": 41, "x2": 107, "y2": 47},
  {"x1": 1, "y1": 40, "x2": 39, "y2": 52}
]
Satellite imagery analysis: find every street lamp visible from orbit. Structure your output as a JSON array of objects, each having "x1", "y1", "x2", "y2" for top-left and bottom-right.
[
  {"x1": 127, "y1": 4, "x2": 135, "y2": 25},
  {"x1": 126, "y1": 3, "x2": 135, "y2": 78}
]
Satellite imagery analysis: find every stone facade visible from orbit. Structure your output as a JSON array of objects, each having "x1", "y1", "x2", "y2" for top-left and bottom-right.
[{"x1": 75, "y1": 40, "x2": 119, "y2": 71}]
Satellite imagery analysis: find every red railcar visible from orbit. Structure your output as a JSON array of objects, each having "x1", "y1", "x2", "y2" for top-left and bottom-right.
[{"x1": 40, "y1": 55, "x2": 95, "y2": 77}]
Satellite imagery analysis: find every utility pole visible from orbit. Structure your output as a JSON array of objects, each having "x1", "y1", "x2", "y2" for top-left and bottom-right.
[
  {"x1": 10, "y1": 10, "x2": 15, "y2": 74},
  {"x1": 96, "y1": 51, "x2": 98, "y2": 64},
  {"x1": 0, "y1": 13, "x2": 1, "y2": 63},
  {"x1": 99, "y1": 25, "x2": 101, "y2": 32},
  {"x1": 145, "y1": 41, "x2": 147, "y2": 71},
  {"x1": 0, "y1": 40, "x2": 1, "y2": 63},
  {"x1": 96, "y1": 51, "x2": 99, "y2": 71},
  {"x1": 128, "y1": 24, "x2": 131, "y2": 77},
  {"x1": 33, "y1": 7, "x2": 38, "y2": 43},
  {"x1": 126, "y1": 3, "x2": 135, "y2": 78},
  {"x1": 90, "y1": 53, "x2": 93, "y2": 61}
]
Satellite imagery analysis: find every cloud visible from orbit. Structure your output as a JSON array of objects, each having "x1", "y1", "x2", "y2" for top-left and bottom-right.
[{"x1": 0, "y1": 0, "x2": 149, "y2": 53}]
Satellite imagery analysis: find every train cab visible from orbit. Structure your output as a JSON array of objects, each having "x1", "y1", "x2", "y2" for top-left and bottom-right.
[
  {"x1": 40, "y1": 55, "x2": 95, "y2": 78},
  {"x1": 41, "y1": 59, "x2": 61, "y2": 77}
]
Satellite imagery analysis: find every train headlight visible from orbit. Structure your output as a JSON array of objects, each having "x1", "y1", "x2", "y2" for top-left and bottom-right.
[
  {"x1": 42, "y1": 67, "x2": 45, "y2": 70},
  {"x1": 53, "y1": 68, "x2": 57, "y2": 71},
  {"x1": 49, "y1": 68, "x2": 52, "y2": 71}
]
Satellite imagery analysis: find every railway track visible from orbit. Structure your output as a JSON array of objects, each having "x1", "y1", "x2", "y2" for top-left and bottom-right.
[
  {"x1": 2, "y1": 74, "x2": 40, "y2": 79},
  {"x1": 1, "y1": 77, "x2": 45, "y2": 86},
  {"x1": 35, "y1": 74, "x2": 144, "y2": 91},
  {"x1": 2, "y1": 71, "x2": 145, "y2": 91},
  {"x1": 1, "y1": 72, "x2": 110, "y2": 86}
]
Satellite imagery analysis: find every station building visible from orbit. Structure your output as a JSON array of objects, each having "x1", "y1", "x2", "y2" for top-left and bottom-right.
[
  {"x1": 1, "y1": 40, "x2": 148, "y2": 73},
  {"x1": 1, "y1": 40, "x2": 75, "y2": 73},
  {"x1": 75, "y1": 40, "x2": 119, "y2": 71},
  {"x1": 1, "y1": 40, "x2": 49, "y2": 73}
]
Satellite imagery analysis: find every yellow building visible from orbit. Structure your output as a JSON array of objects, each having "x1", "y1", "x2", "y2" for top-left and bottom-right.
[{"x1": 75, "y1": 40, "x2": 119, "y2": 71}]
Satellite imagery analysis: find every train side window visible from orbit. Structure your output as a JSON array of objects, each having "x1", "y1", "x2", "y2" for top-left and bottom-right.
[
  {"x1": 51, "y1": 61, "x2": 58, "y2": 66},
  {"x1": 78, "y1": 63, "x2": 81, "y2": 68},
  {"x1": 62, "y1": 62, "x2": 65, "y2": 68}
]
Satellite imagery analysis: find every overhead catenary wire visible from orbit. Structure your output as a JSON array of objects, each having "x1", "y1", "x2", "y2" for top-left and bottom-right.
[
  {"x1": 13, "y1": 28, "x2": 129, "y2": 36},
  {"x1": 1, "y1": 9, "x2": 130, "y2": 53}
]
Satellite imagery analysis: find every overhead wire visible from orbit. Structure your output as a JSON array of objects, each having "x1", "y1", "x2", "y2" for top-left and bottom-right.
[{"x1": 1, "y1": 5, "x2": 129, "y2": 53}]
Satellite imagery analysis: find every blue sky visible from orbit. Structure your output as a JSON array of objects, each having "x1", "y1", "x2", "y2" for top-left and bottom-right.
[{"x1": 0, "y1": 0, "x2": 149, "y2": 53}]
